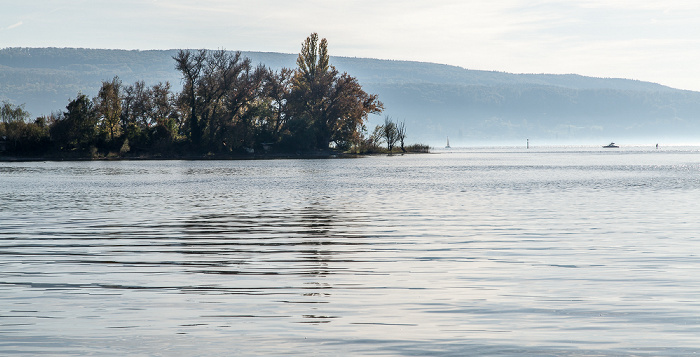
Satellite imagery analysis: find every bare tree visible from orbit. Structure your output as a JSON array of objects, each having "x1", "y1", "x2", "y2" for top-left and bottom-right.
[
  {"x1": 396, "y1": 119, "x2": 406, "y2": 152},
  {"x1": 173, "y1": 49, "x2": 206, "y2": 146},
  {"x1": 382, "y1": 115, "x2": 398, "y2": 152},
  {"x1": 262, "y1": 67, "x2": 293, "y2": 139}
]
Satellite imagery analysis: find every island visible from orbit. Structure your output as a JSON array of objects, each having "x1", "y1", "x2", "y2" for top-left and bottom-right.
[{"x1": 0, "y1": 33, "x2": 428, "y2": 160}]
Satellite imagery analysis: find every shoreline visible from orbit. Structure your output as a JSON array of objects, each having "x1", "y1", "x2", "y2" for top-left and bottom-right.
[{"x1": 0, "y1": 150, "x2": 428, "y2": 162}]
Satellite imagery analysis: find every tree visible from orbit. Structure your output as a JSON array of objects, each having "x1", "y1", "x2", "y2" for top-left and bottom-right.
[
  {"x1": 174, "y1": 49, "x2": 206, "y2": 147},
  {"x1": 289, "y1": 33, "x2": 383, "y2": 150},
  {"x1": 396, "y1": 119, "x2": 407, "y2": 152},
  {"x1": 324, "y1": 73, "x2": 382, "y2": 149},
  {"x1": 382, "y1": 116, "x2": 398, "y2": 152},
  {"x1": 50, "y1": 94, "x2": 98, "y2": 151},
  {"x1": 174, "y1": 49, "x2": 269, "y2": 152},
  {"x1": 94, "y1": 76, "x2": 122, "y2": 141},
  {"x1": 287, "y1": 33, "x2": 335, "y2": 149},
  {"x1": 0, "y1": 101, "x2": 46, "y2": 153},
  {"x1": 214, "y1": 57, "x2": 267, "y2": 151},
  {"x1": 370, "y1": 124, "x2": 384, "y2": 147},
  {"x1": 147, "y1": 81, "x2": 179, "y2": 145},
  {"x1": 121, "y1": 81, "x2": 150, "y2": 149},
  {"x1": 1, "y1": 101, "x2": 30, "y2": 124},
  {"x1": 261, "y1": 67, "x2": 293, "y2": 141}
]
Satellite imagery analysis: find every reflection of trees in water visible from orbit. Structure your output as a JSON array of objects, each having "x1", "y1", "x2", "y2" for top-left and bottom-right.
[
  {"x1": 179, "y1": 206, "x2": 365, "y2": 275},
  {"x1": 179, "y1": 203, "x2": 366, "y2": 323},
  {"x1": 295, "y1": 203, "x2": 339, "y2": 276}
]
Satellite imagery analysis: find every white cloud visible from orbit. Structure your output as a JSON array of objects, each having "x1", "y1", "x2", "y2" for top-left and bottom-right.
[
  {"x1": 7, "y1": 21, "x2": 24, "y2": 30},
  {"x1": 3, "y1": 0, "x2": 700, "y2": 90}
]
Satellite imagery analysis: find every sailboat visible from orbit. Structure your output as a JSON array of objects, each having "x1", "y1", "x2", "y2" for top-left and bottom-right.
[{"x1": 445, "y1": 137, "x2": 451, "y2": 149}]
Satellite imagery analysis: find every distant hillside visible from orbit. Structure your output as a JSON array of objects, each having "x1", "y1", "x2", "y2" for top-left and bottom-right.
[{"x1": 2, "y1": 47, "x2": 700, "y2": 145}]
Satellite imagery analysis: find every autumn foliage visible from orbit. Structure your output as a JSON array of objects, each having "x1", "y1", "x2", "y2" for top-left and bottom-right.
[{"x1": 1, "y1": 34, "x2": 384, "y2": 157}]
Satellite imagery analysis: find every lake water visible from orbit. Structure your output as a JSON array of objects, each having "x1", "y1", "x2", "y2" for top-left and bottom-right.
[{"x1": 2, "y1": 146, "x2": 700, "y2": 356}]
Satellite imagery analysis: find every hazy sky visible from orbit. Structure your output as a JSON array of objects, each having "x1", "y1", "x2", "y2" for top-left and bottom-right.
[{"x1": 3, "y1": 0, "x2": 700, "y2": 91}]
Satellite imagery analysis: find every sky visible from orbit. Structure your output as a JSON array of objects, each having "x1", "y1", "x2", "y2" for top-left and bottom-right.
[{"x1": 2, "y1": 0, "x2": 700, "y2": 91}]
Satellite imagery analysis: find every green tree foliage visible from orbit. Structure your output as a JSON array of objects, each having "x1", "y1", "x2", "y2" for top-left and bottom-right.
[
  {"x1": 288, "y1": 33, "x2": 335, "y2": 149},
  {"x1": 95, "y1": 76, "x2": 123, "y2": 142},
  {"x1": 120, "y1": 80, "x2": 150, "y2": 150},
  {"x1": 1, "y1": 100, "x2": 30, "y2": 124},
  {"x1": 0, "y1": 101, "x2": 51, "y2": 153},
  {"x1": 148, "y1": 81, "x2": 179, "y2": 147},
  {"x1": 0, "y1": 101, "x2": 30, "y2": 151},
  {"x1": 50, "y1": 94, "x2": 98, "y2": 151},
  {"x1": 115, "y1": 80, "x2": 179, "y2": 153}
]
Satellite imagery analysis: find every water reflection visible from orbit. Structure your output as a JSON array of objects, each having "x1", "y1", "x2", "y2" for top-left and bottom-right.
[
  {"x1": 179, "y1": 208, "x2": 366, "y2": 271},
  {"x1": 3, "y1": 152, "x2": 700, "y2": 355},
  {"x1": 176, "y1": 203, "x2": 372, "y2": 323}
]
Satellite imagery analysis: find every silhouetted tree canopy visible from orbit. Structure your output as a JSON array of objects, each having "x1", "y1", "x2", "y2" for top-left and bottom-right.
[
  {"x1": 49, "y1": 94, "x2": 98, "y2": 151},
  {"x1": 288, "y1": 33, "x2": 383, "y2": 150},
  {"x1": 1, "y1": 34, "x2": 400, "y2": 158}
]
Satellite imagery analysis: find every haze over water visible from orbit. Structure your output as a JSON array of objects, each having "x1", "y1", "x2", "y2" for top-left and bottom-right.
[{"x1": 2, "y1": 146, "x2": 700, "y2": 356}]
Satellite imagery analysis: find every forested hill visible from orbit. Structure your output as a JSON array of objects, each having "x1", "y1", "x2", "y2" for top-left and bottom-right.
[{"x1": 2, "y1": 47, "x2": 700, "y2": 145}]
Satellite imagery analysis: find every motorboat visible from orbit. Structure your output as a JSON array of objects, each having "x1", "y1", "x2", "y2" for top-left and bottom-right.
[{"x1": 603, "y1": 142, "x2": 619, "y2": 148}]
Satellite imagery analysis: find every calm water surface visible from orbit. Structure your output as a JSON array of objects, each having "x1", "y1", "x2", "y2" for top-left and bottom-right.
[{"x1": 2, "y1": 146, "x2": 700, "y2": 356}]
